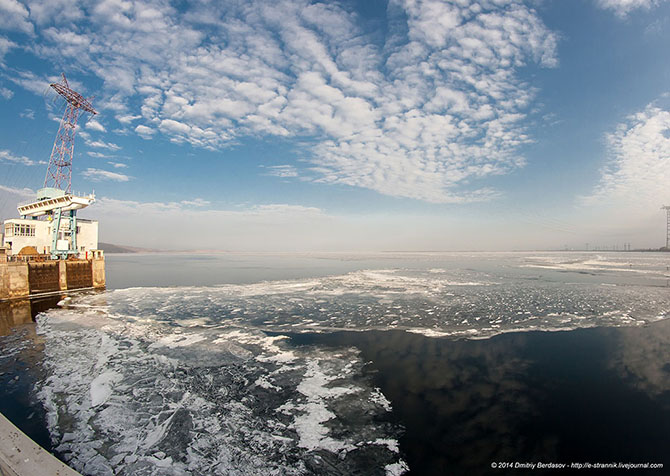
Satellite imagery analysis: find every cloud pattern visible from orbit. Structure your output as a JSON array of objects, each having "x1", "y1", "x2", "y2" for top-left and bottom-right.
[
  {"x1": 597, "y1": 0, "x2": 665, "y2": 17},
  {"x1": 584, "y1": 104, "x2": 670, "y2": 208},
  {"x1": 82, "y1": 167, "x2": 131, "y2": 182},
  {"x1": 4, "y1": 0, "x2": 560, "y2": 202}
]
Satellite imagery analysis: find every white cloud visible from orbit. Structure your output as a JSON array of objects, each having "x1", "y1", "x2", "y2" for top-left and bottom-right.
[
  {"x1": 16, "y1": 0, "x2": 558, "y2": 203},
  {"x1": 0, "y1": 183, "x2": 35, "y2": 198},
  {"x1": 0, "y1": 86, "x2": 12, "y2": 99},
  {"x1": 0, "y1": 0, "x2": 34, "y2": 34},
  {"x1": 263, "y1": 164, "x2": 299, "y2": 178},
  {"x1": 87, "y1": 139, "x2": 121, "y2": 150},
  {"x1": 583, "y1": 103, "x2": 670, "y2": 209},
  {"x1": 180, "y1": 198, "x2": 210, "y2": 207},
  {"x1": 596, "y1": 0, "x2": 665, "y2": 17},
  {"x1": 135, "y1": 124, "x2": 156, "y2": 138},
  {"x1": 108, "y1": 162, "x2": 128, "y2": 168},
  {"x1": 96, "y1": 197, "x2": 322, "y2": 218},
  {"x1": 24, "y1": 0, "x2": 84, "y2": 25},
  {"x1": 0, "y1": 184, "x2": 35, "y2": 220},
  {"x1": 19, "y1": 108, "x2": 35, "y2": 119},
  {"x1": 6, "y1": 70, "x2": 53, "y2": 95},
  {"x1": 82, "y1": 167, "x2": 131, "y2": 182},
  {"x1": 0, "y1": 35, "x2": 16, "y2": 64},
  {"x1": 86, "y1": 119, "x2": 106, "y2": 132},
  {"x1": 252, "y1": 204, "x2": 322, "y2": 215},
  {"x1": 117, "y1": 114, "x2": 141, "y2": 124},
  {"x1": 89, "y1": 198, "x2": 325, "y2": 229},
  {"x1": 0, "y1": 149, "x2": 36, "y2": 166}
]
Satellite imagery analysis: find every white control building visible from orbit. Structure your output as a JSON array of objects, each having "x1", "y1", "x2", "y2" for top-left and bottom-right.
[
  {"x1": 1, "y1": 188, "x2": 98, "y2": 257},
  {"x1": 2, "y1": 217, "x2": 98, "y2": 256}
]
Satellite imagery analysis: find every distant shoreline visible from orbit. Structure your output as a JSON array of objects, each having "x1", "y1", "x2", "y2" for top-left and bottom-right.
[{"x1": 98, "y1": 243, "x2": 670, "y2": 255}]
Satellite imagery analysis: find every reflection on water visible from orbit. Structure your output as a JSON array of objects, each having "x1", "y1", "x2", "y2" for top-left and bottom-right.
[
  {"x1": 0, "y1": 296, "x2": 63, "y2": 451},
  {"x1": 610, "y1": 321, "x2": 670, "y2": 399},
  {"x1": 0, "y1": 296, "x2": 64, "y2": 336},
  {"x1": 0, "y1": 299, "x2": 35, "y2": 336},
  {"x1": 3, "y1": 309, "x2": 670, "y2": 475},
  {"x1": 292, "y1": 322, "x2": 670, "y2": 475}
]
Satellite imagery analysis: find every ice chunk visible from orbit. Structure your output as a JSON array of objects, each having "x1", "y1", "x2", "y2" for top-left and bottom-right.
[
  {"x1": 385, "y1": 460, "x2": 409, "y2": 476},
  {"x1": 90, "y1": 371, "x2": 122, "y2": 407}
]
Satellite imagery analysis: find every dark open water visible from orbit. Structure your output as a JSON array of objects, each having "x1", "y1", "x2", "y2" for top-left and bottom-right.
[{"x1": 1, "y1": 252, "x2": 670, "y2": 475}]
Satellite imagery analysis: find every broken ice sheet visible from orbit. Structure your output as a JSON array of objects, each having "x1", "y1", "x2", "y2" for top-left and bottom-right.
[{"x1": 35, "y1": 303, "x2": 405, "y2": 475}]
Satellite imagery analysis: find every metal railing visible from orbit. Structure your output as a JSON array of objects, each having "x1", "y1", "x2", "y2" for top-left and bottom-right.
[
  {"x1": 17, "y1": 191, "x2": 94, "y2": 208},
  {"x1": 6, "y1": 254, "x2": 59, "y2": 263},
  {"x1": 4, "y1": 250, "x2": 104, "y2": 263}
]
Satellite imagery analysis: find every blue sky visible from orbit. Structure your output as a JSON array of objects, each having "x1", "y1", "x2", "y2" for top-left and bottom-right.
[{"x1": 1, "y1": 0, "x2": 670, "y2": 251}]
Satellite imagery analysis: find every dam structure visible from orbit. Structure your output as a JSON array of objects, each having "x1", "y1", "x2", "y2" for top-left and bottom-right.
[{"x1": 0, "y1": 73, "x2": 105, "y2": 300}]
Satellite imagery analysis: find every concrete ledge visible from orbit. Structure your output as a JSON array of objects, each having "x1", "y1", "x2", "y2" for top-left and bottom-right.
[
  {"x1": 0, "y1": 412, "x2": 80, "y2": 476},
  {"x1": 0, "y1": 287, "x2": 99, "y2": 303}
]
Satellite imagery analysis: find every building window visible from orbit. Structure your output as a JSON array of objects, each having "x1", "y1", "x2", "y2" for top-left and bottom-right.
[
  {"x1": 4, "y1": 224, "x2": 12, "y2": 237},
  {"x1": 13, "y1": 224, "x2": 35, "y2": 237}
]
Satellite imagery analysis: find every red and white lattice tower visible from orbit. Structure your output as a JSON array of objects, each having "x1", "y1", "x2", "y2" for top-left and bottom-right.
[{"x1": 44, "y1": 73, "x2": 97, "y2": 193}]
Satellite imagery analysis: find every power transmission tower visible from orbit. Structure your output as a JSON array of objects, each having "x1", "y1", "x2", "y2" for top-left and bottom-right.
[
  {"x1": 662, "y1": 206, "x2": 670, "y2": 249},
  {"x1": 44, "y1": 73, "x2": 97, "y2": 193},
  {"x1": 16, "y1": 73, "x2": 97, "y2": 259}
]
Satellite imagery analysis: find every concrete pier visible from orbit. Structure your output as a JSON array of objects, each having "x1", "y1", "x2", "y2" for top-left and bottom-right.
[
  {"x1": 0, "y1": 412, "x2": 80, "y2": 476},
  {"x1": 0, "y1": 249, "x2": 105, "y2": 301}
]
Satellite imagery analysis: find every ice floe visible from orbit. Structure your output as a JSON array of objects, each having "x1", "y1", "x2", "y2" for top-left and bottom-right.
[
  {"x1": 34, "y1": 304, "x2": 404, "y2": 475},
  {"x1": 16, "y1": 255, "x2": 670, "y2": 474}
]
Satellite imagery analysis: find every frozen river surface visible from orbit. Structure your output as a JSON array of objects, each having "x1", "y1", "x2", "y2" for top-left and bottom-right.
[{"x1": 2, "y1": 252, "x2": 670, "y2": 475}]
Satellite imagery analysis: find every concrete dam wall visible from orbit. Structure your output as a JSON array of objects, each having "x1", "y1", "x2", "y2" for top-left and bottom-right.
[{"x1": 0, "y1": 249, "x2": 105, "y2": 300}]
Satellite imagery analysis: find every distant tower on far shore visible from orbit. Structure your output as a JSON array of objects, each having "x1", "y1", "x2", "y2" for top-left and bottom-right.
[{"x1": 662, "y1": 206, "x2": 670, "y2": 249}]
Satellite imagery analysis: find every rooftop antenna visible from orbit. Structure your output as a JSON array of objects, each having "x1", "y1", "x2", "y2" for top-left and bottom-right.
[
  {"x1": 663, "y1": 206, "x2": 670, "y2": 249},
  {"x1": 44, "y1": 73, "x2": 97, "y2": 193}
]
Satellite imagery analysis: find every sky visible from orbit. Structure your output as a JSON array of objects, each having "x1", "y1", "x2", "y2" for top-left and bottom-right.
[{"x1": 1, "y1": 0, "x2": 670, "y2": 251}]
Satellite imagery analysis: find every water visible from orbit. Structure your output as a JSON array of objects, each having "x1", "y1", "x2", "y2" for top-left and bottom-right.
[{"x1": 2, "y1": 251, "x2": 670, "y2": 475}]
